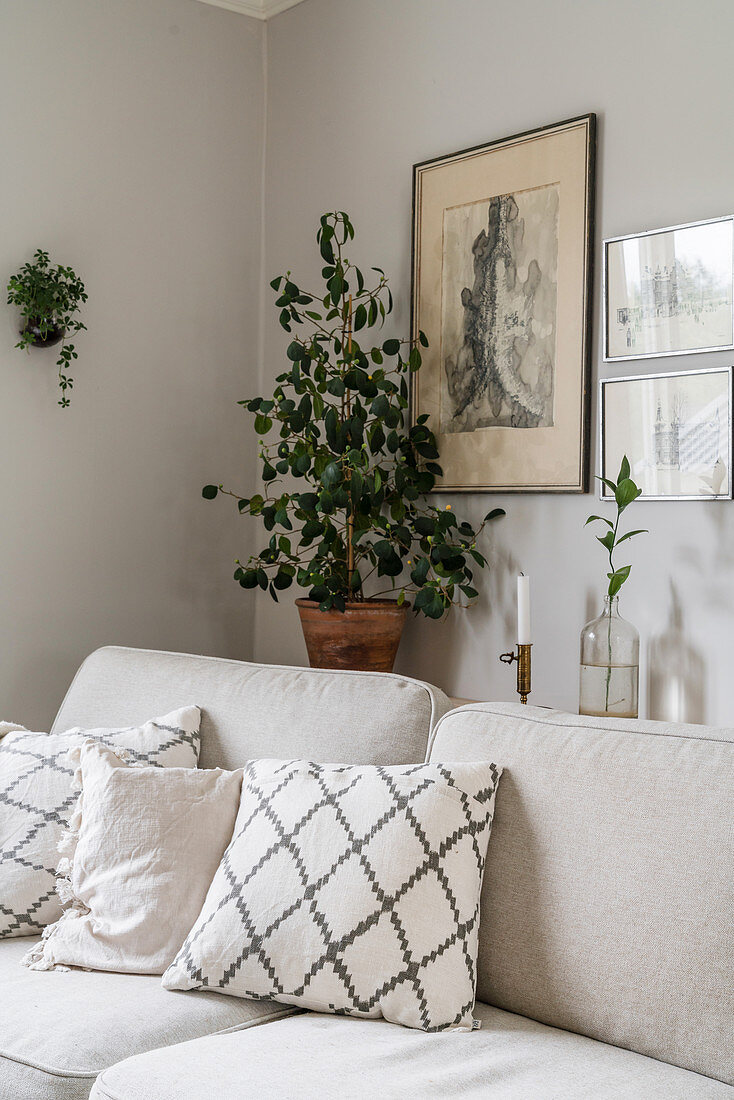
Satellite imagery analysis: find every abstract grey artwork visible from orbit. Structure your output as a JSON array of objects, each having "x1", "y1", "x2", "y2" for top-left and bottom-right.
[
  {"x1": 412, "y1": 114, "x2": 595, "y2": 491},
  {"x1": 440, "y1": 184, "x2": 559, "y2": 434}
]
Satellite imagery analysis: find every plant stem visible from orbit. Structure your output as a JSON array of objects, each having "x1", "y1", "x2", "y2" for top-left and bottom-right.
[
  {"x1": 604, "y1": 511, "x2": 619, "y2": 713},
  {"x1": 346, "y1": 294, "x2": 355, "y2": 595},
  {"x1": 605, "y1": 602, "x2": 612, "y2": 713}
]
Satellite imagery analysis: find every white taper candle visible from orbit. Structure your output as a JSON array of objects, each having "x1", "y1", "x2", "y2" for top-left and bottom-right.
[{"x1": 517, "y1": 574, "x2": 531, "y2": 645}]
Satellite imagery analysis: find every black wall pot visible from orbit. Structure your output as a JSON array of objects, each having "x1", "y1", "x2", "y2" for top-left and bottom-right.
[{"x1": 21, "y1": 318, "x2": 65, "y2": 348}]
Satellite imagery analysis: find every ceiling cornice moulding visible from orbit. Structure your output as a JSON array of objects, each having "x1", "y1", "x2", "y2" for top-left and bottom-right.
[{"x1": 196, "y1": 0, "x2": 307, "y2": 19}]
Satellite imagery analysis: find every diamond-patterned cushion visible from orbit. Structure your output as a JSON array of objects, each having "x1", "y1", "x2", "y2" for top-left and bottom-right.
[
  {"x1": 162, "y1": 758, "x2": 502, "y2": 1032},
  {"x1": 0, "y1": 706, "x2": 201, "y2": 939}
]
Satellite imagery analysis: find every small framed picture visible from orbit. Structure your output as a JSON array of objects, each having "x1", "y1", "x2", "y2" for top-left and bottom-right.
[
  {"x1": 603, "y1": 215, "x2": 734, "y2": 361},
  {"x1": 600, "y1": 366, "x2": 733, "y2": 501}
]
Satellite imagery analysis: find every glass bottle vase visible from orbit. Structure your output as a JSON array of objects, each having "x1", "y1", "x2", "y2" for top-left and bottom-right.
[{"x1": 579, "y1": 596, "x2": 640, "y2": 719}]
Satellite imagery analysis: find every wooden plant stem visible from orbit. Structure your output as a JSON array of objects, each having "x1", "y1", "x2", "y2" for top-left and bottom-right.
[{"x1": 346, "y1": 294, "x2": 355, "y2": 588}]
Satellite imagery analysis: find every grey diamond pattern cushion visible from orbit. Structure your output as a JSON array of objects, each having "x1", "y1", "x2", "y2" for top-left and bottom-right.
[
  {"x1": 0, "y1": 706, "x2": 201, "y2": 939},
  {"x1": 163, "y1": 758, "x2": 502, "y2": 1032}
]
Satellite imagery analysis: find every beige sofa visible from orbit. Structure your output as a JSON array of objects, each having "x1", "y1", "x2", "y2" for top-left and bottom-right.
[{"x1": 1, "y1": 647, "x2": 731, "y2": 1098}]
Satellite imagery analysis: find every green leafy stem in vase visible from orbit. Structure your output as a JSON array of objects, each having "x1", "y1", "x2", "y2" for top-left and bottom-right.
[
  {"x1": 585, "y1": 456, "x2": 646, "y2": 711},
  {"x1": 203, "y1": 211, "x2": 505, "y2": 618}
]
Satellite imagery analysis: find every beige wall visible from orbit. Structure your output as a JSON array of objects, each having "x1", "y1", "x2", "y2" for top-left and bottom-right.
[
  {"x1": 1, "y1": 0, "x2": 263, "y2": 728},
  {"x1": 258, "y1": 0, "x2": 734, "y2": 724},
  {"x1": 4, "y1": 0, "x2": 733, "y2": 728}
]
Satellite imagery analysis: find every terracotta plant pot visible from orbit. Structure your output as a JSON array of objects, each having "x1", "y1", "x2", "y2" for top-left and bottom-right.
[{"x1": 296, "y1": 598, "x2": 408, "y2": 673}]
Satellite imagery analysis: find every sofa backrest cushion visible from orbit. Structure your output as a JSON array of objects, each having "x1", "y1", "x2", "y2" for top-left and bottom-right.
[
  {"x1": 427, "y1": 702, "x2": 734, "y2": 1084},
  {"x1": 52, "y1": 647, "x2": 451, "y2": 769}
]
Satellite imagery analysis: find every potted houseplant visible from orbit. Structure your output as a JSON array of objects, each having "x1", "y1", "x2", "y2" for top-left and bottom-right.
[
  {"x1": 7, "y1": 249, "x2": 87, "y2": 407},
  {"x1": 204, "y1": 211, "x2": 504, "y2": 672}
]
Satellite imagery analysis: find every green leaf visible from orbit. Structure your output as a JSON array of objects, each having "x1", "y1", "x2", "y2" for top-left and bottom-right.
[
  {"x1": 598, "y1": 476, "x2": 618, "y2": 496},
  {"x1": 413, "y1": 587, "x2": 433, "y2": 612},
  {"x1": 615, "y1": 477, "x2": 642, "y2": 510},
  {"x1": 382, "y1": 338, "x2": 400, "y2": 356},
  {"x1": 321, "y1": 461, "x2": 341, "y2": 488},
  {"x1": 618, "y1": 455, "x2": 631, "y2": 482},
  {"x1": 484, "y1": 508, "x2": 505, "y2": 522},
  {"x1": 607, "y1": 565, "x2": 631, "y2": 597},
  {"x1": 410, "y1": 557, "x2": 430, "y2": 585},
  {"x1": 324, "y1": 407, "x2": 338, "y2": 450},
  {"x1": 370, "y1": 423, "x2": 385, "y2": 453},
  {"x1": 301, "y1": 518, "x2": 323, "y2": 540},
  {"x1": 319, "y1": 236, "x2": 335, "y2": 264},
  {"x1": 585, "y1": 515, "x2": 613, "y2": 528},
  {"x1": 202, "y1": 485, "x2": 219, "y2": 500},
  {"x1": 596, "y1": 531, "x2": 615, "y2": 552},
  {"x1": 615, "y1": 528, "x2": 648, "y2": 545}
]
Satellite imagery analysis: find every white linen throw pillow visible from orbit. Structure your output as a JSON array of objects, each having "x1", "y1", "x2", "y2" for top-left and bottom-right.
[
  {"x1": 0, "y1": 706, "x2": 200, "y2": 939},
  {"x1": 163, "y1": 758, "x2": 502, "y2": 1032},
  {"x1": 23, "y1": 741, "x2": 242, "y2": 974}
]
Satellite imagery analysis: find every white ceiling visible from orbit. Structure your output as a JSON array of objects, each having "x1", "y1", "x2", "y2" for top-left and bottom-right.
[{"x1": 195, "y1": 0, "x2": 308, "y2": 19}]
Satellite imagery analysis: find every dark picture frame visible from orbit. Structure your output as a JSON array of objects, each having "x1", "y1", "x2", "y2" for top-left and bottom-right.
[{"x1": 411, "y1": 114, "x2": 596, "y2": 492}]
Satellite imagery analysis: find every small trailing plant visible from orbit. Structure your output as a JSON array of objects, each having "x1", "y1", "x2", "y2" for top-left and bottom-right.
[
  {"x1": 204, "y1": 211, "x2": 504, "y2": 618},
  {"x1": 585, "y1": 455, "x2": 646, "y2": 598},
  {"x1": 7, "y1": 249, "x2": 88, "y2": 407}
]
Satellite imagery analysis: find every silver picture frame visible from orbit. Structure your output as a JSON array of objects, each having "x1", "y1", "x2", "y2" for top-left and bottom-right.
[
  {"x1": 603, "y1": 215, "x2": 734, "y2": 362},
  {"x1": 599, "y1": 366, "x2": 733, "y2": 501}
]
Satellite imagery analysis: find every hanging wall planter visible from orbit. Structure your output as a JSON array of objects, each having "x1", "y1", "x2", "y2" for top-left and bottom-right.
[
  {"x1": 20, "y1": 318, "x2": 65, "y2": 349},
  {"x1": 7, "y1": 249, "x2": 88, "y2": 407}
]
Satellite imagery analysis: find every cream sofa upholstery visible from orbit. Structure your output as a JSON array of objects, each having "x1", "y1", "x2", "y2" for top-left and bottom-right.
[
  {"x1": 0, "y1": 647, "x2": 450, "y2": 1100},
  {"x1": 90, "y1": 1005, "x2": 732, "y2": 1100},
  {"x1": 2, "y1": 651, "x2": 732, "y2": 1098},
  {"x1": 0, "y1": 937, "x2": 295, "y2": 1100},
  {"x1": 428, "y1": 703, "x2": 734, "y2": 1084}
]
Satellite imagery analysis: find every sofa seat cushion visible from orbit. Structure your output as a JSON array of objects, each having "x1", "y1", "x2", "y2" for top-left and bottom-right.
[
  {"x1": 90, "y1": 1002, "x2": 732, "y2": 1100},
  {"x1": 0, "y1": 939, "x2": 296, "y2": 1100}
]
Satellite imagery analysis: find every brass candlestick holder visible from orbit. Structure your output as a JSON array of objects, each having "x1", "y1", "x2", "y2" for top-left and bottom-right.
[{"x1": 499, "y1": 644, "x2": 532, "y2": 704}]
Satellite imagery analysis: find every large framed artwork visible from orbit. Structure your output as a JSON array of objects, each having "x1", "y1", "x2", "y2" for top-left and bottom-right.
[
  {"x1": 411, "y1": 114, "x2": 596, "y2": 492},
  {"x1": 600, "y1": 366, "x2": 733, "y2": 501},
  {"x1": 603, "y1": 215, "x2": 734, "y2": 362}
]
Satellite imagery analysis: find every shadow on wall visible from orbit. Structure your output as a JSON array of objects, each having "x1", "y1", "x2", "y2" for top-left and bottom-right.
[{"x1": 647, "y1": 581, "x2": 706, "y2": 725}]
